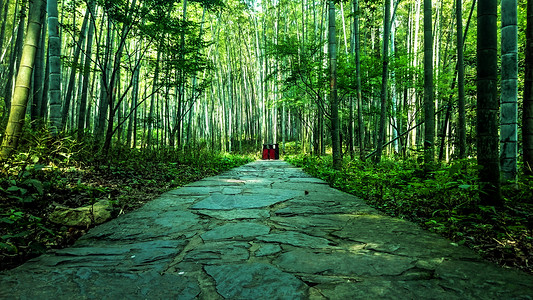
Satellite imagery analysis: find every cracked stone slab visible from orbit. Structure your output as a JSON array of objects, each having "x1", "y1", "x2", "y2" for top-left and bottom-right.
[
  {"x1": 186, "y1": 177, "x2": 245, "y2": 187},
  {"x1": 141, "y1": 194, "x2": 203, "y2": 210},
  {"x1": 331, "y1": 215, "x2": 479, "y2": 259},
  {"x1": 434, "y1": 260, "x2": 533, "y2": 298},
  {"x1": 238, "y1": 177, "x2": 275, "y2": 185},
  {"x1": 256, "y1": 231, "x2": 333, "y2": 248},
  {"x1": 204, "y1": 263, "x2": 308, "y2": 299},
  {"x1": 286, "y1": 177, "x2": 328, "y2": 184},
  {"x1": 274, "y1": 249, "x2": 416, "y2": 276},
  {"x1": 201, "y1": 222, "x2": 271, "y2": 241},
  {"x1": 255, "y1": 243, "x2": 282, "y2": 257},
  {"x1": 316, "y1": 280, "x2": 454, "y2": 300},
  {"x1": 82, "y1": 210, "x2": 202, "y2": 241},
  {"x1": 183, "y1": 241, "x2": 250, "y2": 264},
  {"x1": 274, "y1": 201, "x2": 377, "y2": 216},
  {"x1": 194, "y1": 209, "x2": 270, "y2": 220},
  {"x1": 269, "y1": 215, "x2": 348, "y2": 236},
  {"x1": 191, "y1": 194, "x2": 296, "y2": 210},
  {"x1": 271, "y1": 182, "x2": 340, "y2": 193},
  {"x1": 274, "y1": 191, "x2": 378, "y2": 216},
  {"x1": 0, "y1": 268, "x2": 200, "y2": 299},
  {"x1": 221, "y1": 187, "x2": 243, "y2": 195},
  {"x1": 169, "y1": 186, "x2": 224, "y2": 196},
  {"x1": 20, "y1": 240, "x2": 186, "y2": 272},
  {"x1": 245, "y1": 188, "x2": 303, "y2": 197}
]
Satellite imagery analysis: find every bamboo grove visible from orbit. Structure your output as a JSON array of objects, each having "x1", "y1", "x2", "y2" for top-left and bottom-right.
[{"x1": 1, "y1": 0, "x2": 533, "y2": 205}]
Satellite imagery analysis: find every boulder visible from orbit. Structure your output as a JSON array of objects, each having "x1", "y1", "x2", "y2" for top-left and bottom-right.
[{"x1": 49, "y1": 200, "x2": 112, "y2": 227}]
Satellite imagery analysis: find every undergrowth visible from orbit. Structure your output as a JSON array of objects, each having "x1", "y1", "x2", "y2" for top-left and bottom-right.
[
  {"x1": 287, "y1": 154, "x2": 533, "y2": 274},
  {"x1": 0, "y1": 129, "x2": 253, "y2": 271}
]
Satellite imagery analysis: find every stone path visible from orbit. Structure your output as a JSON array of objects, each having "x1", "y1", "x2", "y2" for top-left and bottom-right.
[{"x1": 1, "y1": 160, "x2": 532, "y2": 299}]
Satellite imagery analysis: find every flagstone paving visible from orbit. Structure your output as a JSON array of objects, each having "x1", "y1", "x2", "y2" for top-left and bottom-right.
[{"x1": 1, "y1": 160, "x2": 532, "y2": 299}]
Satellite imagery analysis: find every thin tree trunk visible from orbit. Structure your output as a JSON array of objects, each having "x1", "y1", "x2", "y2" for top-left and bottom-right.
[
  {"x1": 47, "y1": 0, "x2": 62, "y2": 132},
  {"x1": 0, "y1": 0, "x2": 8, "y2": 55},
  {"x1": 457, "y1": 0, "x2": 466, "y2": 159},
  {"x1": 375, "y1": 0, "x2": 391, "y2": 164},
  {"x1": 176, "y1": 0, "x2": 188, "y2": 149},
  {"x1": 424, "y1": 0, "x2": 435, "y2": 168},
  {"x1": 31, "y1": 9, "x2": 46, "y2": 123},
  {"x1": 96, "y1": 28, "x2": 109, "y2": 141},
  {"x1": 348, "y1": 0, "x2": 357, "y2": 159},
  {"x1": 77, "y1": 0, "x2": 95, "y2": 137},
  {"x1": 127, "y1": 46, "x2": 141, "y2": 148},
  {"x1": 61, "y1": 8, "x2": 89, "y2": 131},
  {"x1": 147, "y1": 49, "x2": 160, "y2": 148},
  {"x1": 3, "y1": 8, "x2": 25, "y2": 113},
  {"x1": 523, "y1": 0, "x2": 533, "y2": 175},
  {"x1": 329, "y1": 0, "x2": 341, "y2": 169}
]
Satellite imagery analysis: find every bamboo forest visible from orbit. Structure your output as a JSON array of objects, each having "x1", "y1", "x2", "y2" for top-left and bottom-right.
[{"x1": 1, "y1": 0, "x2": 533, "y2": 285}]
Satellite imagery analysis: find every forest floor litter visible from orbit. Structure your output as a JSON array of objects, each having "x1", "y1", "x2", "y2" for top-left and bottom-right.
[{"x1": 1, "y1": 160, "x2": 532, "y2": 299}]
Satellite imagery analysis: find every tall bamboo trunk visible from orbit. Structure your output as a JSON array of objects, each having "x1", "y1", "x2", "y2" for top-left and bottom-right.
[
  {"x1": 0, "y1": 0, "x2": 8, "y2": 54},
  {"x1": 48, "y1": 0, "x2": 62, "y2": 132},
  {"x1": 329, "y1": 0, "x2": 341, "y2": 169},
  {"x1": 3, "y1": 7, "x2": 25, "y2": 114},
  {"x1": 31, "y1": 10, "x2": 46, "y2": 123},
  {"x1": 147, "y1": 49, "x2": 160, "y2": 148},
  {"x1": 500, "y1": 0, "x2": 518, "y2": 182},
  {"x1": 423, "y1": 0, "x2": 435, "y2": 168},
  {"x1": 375, "y1": 0, "x2": 391, "y2": 164},
  {"x1": 77, "y1": 0, "x2": 95, "y2": 136},
  {"x1": 61, "y1": 8, "x2": 89, "y2": 131},
  {"x1": 457, "y1": 0, "x2": 466, "y2": 159},
  {"x1": 477, "y1": 0, "x2": 502, "y2": 205},
  {"x1": 0, "y1": 0, "x2": 45, "y2": 159},
  {"x1": 523, "y1": 0, "x2": 533, "y2": 175}
]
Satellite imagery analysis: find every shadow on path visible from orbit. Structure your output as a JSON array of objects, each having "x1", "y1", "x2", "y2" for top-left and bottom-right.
[{"x1": 1, "y1": 160, "x2": 532, "y2": 299}]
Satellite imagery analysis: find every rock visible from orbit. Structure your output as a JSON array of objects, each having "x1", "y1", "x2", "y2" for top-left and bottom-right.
[
  {"x1": 183, "y1": 241, "x2": 250, "y2": 264},
  {"x1": 221, "y1": 187, "x2": 243, "y2": 195},
  {"x1": 0, "y1": 268, "x2": 201, "y2": 299},
  {"x1": 204, "y1": 263, "x2": 308, "y2": 299},
  {"x1": 256, "y1": 231, "x2": 332, "y2": 249},
  {"x1": 287, "y1": 177, "x2": 327, "y2": 184},
  {"x1": 31, "y1": 240, "x2": 186, "y2": 272},
  {"x1": 201, "y1": 222, "x2": 270, "y2": 241},
  {"x1": 195, "y1": 209, "x2": 270, "y2": 220},
  {"x1": 315, "y1": 280, "x2": 453, "y2": 300},
  {"x1": 434, "y1": 260, "x2": 533, "y2": 299},
  {"x1": 168, "y1": 186, "x2": 221, "y2": 196},
  {"x1": 270, "y1": 215, "x2": 347, "y2": 235},
  {"x1": 191, "y1": 194, "x2": 296, "y2": 210},
  {"x1": 255, "y1": 243, "x2": 282, "y2": 257},
  {"x1": 142, "y1": 194, "x2": 202, "y2": 210},
  {"x1": 273, "y1": 249, "x2": 416, "y2": 276},
  {"x1": 81, "y1": 210, "x2": 202, "y2": 242},
  {"x1": 186, "y1": 178, "x2": 244, "y2": 187},
  {"x1": 49, "y1": 200, "x2": 112, "y2": 227},
  {"x1": 331, "y1": 215, "x2": 479, "y2": 259}
]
